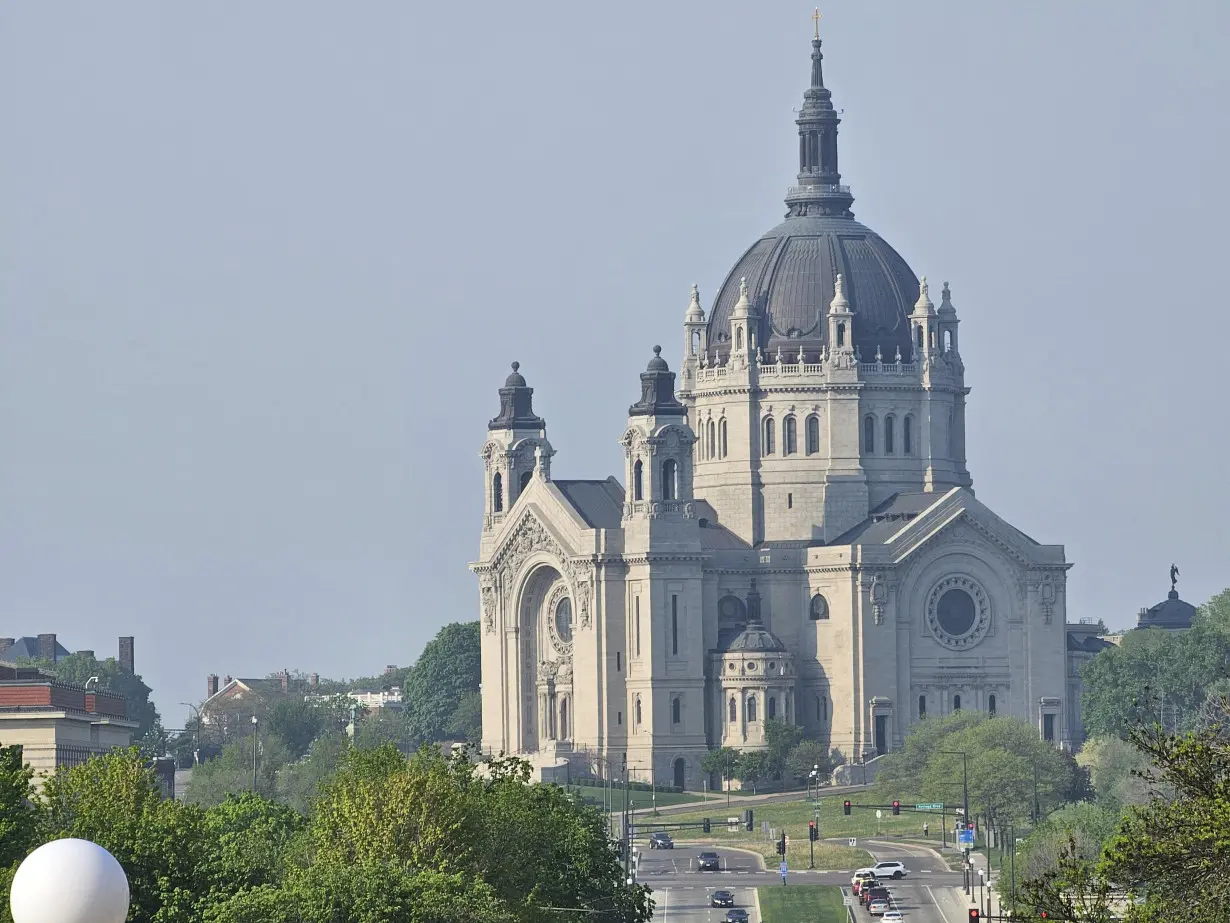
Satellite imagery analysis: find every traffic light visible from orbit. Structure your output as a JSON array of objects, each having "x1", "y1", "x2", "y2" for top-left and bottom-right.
[
  {"x1": 703, "y1": 818, "x2": 711, "y2": 834},
  {"x1": 1040, "y1": 913, "x2": 1048, "y2": 919},
  {"x1": 892, "y1": 800, "x2": 900, "y2": 816},
  {"x1": 776, "y1": 832, "x2": 787, "y2": 855},
  {"x1": 808, "y1": 820, "x2": 818, "y2": 842},
  {"x1": 968, "y1": 910, "x2": 980, "y2": 923},
  {"x1": 745, "y1": 809, "x2": 754, "y2": 832},
  {"x1": 843, "y1": 800, "x2": 852, "y2": 816}
]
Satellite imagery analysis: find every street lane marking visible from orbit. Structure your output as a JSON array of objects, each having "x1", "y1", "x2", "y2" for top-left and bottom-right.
[{"x1": 925, "y1": 885, "x2": 954, "y2": 923}]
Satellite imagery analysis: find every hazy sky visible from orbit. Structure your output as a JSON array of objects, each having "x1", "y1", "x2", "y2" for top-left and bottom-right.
[{"x1": 3, "y1": 2, "x2": 1227, "y2": 727}]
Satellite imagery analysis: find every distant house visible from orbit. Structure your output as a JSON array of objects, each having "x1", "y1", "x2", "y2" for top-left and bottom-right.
[
  {"x1": 307, "y1": 687, "x2": 403, "y2": 713},
  {"x1": 0, "y1": 663, "x2": 138, "y2": 785},
  {"x1": 0, "y1": 634, "x2": 136, "y2": 672},
  {"x1": 1065, "y1": 620, "x2": 1116, "y2": 745},
  {"x1": 198, "y1": 669, "x2": 323, "y2": 725}
]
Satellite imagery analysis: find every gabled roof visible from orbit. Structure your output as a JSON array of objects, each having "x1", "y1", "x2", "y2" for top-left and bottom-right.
[{"x1": 553, "y1": 478, "x2": 624, "y2": 529}]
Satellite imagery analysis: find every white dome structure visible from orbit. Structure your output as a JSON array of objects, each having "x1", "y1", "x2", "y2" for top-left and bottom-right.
[{"x1": 10, "y1": 838, "x2": 129, "y2": 923}]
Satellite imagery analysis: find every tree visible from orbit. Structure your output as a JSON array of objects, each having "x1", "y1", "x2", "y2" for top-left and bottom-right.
[
  {"x1": 737, "y1": 750, "x2": 771, "y2": 793},
  {"x1": 275, "y1": 731, "x2": 350, "y2": 815},
  {"x1": 1076, "y1": 735, "x2": 1155, "y2": 811},
  {"x1": 353, "y1": 707, "x2": 416, "y2": 753},
  {"x1": 264, "y1": 697, "x2": 326, "y2": 758},
  {"x1": 0, "y1": 745, "x2": 35, "y2": 868},
  {"x1": 203, "y1": 793, "x2": 304, "y2": 894},
  {"x1": 762, "y1": 718, "x2": 803, "y2": 781},
  {"x1": 445, "y1": 690, "x2": 483, "y2": 745},
  {"x1": 786, "y1": 739, "x2": 832, "y2": 783},
  {"x1": 401, "y1": 622, "x2": 481, "y2": 742},
  {"x1": 186, "y1": 735, "x2": 294, "y2": 807},
  {"x1": 701, "y1": 747, "x2": 741, "y2": 790},
  {"x1": 1012, "y1": 802, "x2": 1122, "y2": 884}
]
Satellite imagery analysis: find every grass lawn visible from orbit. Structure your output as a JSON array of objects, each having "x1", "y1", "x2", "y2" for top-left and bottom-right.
[
  {"x1": 663, "y1": 792, "x2": 948, "y2": 841},
  {"x1": 757, "y1": 884, "x2": 847, "y2": 923},
  {"x1": 572, "y1": 786, "x2": 698, "y2": 812},
  {"x1": 673, "y1": 830, "x2": 870, "y2": 871}
]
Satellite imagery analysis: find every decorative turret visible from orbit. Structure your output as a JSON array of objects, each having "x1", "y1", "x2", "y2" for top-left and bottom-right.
[
  {"x1": 728, "y1": 277, "x2": 759, "y2": 367},
  {"x1": 630, "y1": 347, "x2": 686, "y2": 417},
  {"x1": 623, "y1": 347, "x2": 695, "y2": 514},
  {"x1": 489, "y1": 362, "x2": 545, "y2": 431},
  {"x1": 784, "y1": 26, "x2": 854, "y2": 219},
  {"x1": 937, "y1": 281, "x2": 961, "y2": 356},
  {"x1": 482, "y1": 361, "x2": 553, "y2": 529},
  {"x1": 681, "y1": 284, "x2": 708, "y2": 386},
  {"x1": 909, "y1": 276, "x2": 938, "y2": 362},
  {"x1": 825, "y1": 273, "x2": 855, "y2": 368}
]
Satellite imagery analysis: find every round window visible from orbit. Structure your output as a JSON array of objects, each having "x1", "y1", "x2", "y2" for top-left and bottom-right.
[
  {"x1": 554, "y1": 597, "x2": 573, "y2": 643},
  {"x1": 747, "y1": 662, "x2": 757, "y2": 671},
  {"x1": 768, "y1": 662, "x2": 776, "y2": 671},
  {"x1": 936, "y1": 589, "x2": 976, "y2": 636}
]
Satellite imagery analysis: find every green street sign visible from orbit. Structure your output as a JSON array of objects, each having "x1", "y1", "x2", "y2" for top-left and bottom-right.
[{"x1": 915, "y1": 803, "x2": 943, "y2": 810}]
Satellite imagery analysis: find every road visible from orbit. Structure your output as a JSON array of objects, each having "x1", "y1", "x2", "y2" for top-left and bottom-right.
[{"x1": 637, "y1": 839, "x2": 969, "y2": 923}]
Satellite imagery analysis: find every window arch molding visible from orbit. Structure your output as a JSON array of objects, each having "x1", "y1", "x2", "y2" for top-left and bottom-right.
[{"x1": 762, "y1": 416, "x2": 776, "y2": 456}]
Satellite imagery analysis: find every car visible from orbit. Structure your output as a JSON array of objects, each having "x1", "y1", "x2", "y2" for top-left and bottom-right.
[
  {"x1": 710, "y1": 890, "x2": 735, "y2": 908},
  {"x1": 649, "y1": 832, "x2": 675, "y2": 849},
  {"x1": 882, "y1": 912, "x2": 904, "y2": 923},
  {"x1": 852, "y1": 871, "x2": 877, "y2": 889},
  {"x1": 867, "y1": 899, "x2": 891, "y2": 915},
  {"x1": 725, "y1": 910, "x2": 750, "y2": 923},
  {"x1": 854, "y1": 877, "x2": 880, "y2": 896},
  {"x1": 697, "y1": 851, "x2": 721, "y2": 871},
  {"x1": 862, "y1": 887, "x2": 891, "y2": 907},
  {"x1": 871, "y1": 860, "x2": 910, "y2": 879}
]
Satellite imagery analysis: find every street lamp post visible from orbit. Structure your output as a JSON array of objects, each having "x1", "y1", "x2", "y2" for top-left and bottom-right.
[
  {"x1": 250, "y1": 715, "x2": 258, "y2": 793},
  {"x1": 939, "y1": 749, "x2": 970, "y2": 894},
  {"x1": 180, "y1": 703, "x2": 202, "y2": 765}
]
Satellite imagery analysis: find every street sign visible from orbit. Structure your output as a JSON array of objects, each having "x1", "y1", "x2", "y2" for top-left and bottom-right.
[
  {"x1": 876, "y1": 809, "x2": 883, "y2": 819},
  {"x1": 958, "y1": 828, "x2": 975, "y2": 847},
  {"x1": 916, "y1": 803, "x2": 943, "y2": 810},
  {"x1": 844, "y1": 896, "x2": 854, "y2": 906},
  {"x1": 727, "y1": 817, "x2": 739, "y2": 831},
  {"x1": 849, "y1": 838, "x2": 857, "y2": 847}
]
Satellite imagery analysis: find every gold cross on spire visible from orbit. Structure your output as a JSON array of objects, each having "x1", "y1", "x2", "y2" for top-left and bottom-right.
[{"x1": 812, "y1": 8, "x2": 822, "y2": 39}]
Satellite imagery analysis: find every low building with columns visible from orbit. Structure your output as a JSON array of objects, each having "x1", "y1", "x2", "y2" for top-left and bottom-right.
[{"x1": 472, "y1": 31, "x2": 1073, "y2": 787}]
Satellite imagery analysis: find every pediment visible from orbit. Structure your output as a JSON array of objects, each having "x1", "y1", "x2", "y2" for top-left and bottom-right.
[{"x1": 885, "y1": 491, "x2": 1037, "y2": 568}]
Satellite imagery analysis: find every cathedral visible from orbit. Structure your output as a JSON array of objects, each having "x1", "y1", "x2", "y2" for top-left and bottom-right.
[{"x1": 473, "y1": 32, "x2": 1072, "y2": 788}]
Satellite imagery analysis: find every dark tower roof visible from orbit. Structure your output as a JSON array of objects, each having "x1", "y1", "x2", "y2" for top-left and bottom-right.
[
  {"x1": 705, "y1": 34, "x2": 919, "y2": 364},
  {"x1": 489, "y1": 362, "x2": 545, "y2": 430},
  {"x1": 1137, "y1": 590, "x2": 1198, "y2": 631},
  {"x1": 629, "y1": 346, "x2": 685, "y2": 416}
]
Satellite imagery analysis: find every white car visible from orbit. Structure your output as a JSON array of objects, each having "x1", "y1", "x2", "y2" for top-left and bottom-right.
[
  {"x1": 882, "y1": 912, "x2": 904, "y2": 923},
  {"x1": 867, "y1": 899, "x2": 891, "y2": 915},
  {"x1": 870, "y1": 860, "x2": 910, "y2": 879}
]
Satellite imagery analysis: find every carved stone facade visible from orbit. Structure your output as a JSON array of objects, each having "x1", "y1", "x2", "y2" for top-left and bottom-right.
[{"x1": 472, "y1": 32, "x2": 1077, "y2": 784}]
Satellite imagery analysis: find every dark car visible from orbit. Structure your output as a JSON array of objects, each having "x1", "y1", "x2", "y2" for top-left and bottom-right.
[
  {"x1": 698, "y1": 851, "x2": 721, "y2": 871},
  {"x1": 862, "y1": 886, "x2": 891, "y2": 907},
  {"x1": 710, "y1": 890, "x2": 735, "y2": 907},
  {"x1": 725, "y1": 910, "x2": 749, "y2": 923},
  {"x1": 649, "y1": 832, "x2": 674, "y2": 849}
]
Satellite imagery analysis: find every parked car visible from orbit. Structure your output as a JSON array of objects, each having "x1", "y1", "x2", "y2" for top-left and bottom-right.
[
  {"x1": 710, "y1": 890, "x2": 735, "y2": 907},
  {"x1": 867, "y1": 899, "x2": 891, "y2": 915},
  {"x1": 725, "y1": 911, "x2": 750, "y2": 923},
  {"x1": 649, "y1": 832, "x2": 675, "y2": 849},
  {"x1": 698, "y1": 851, "x2": 721, "y2": 871},
  {"x1": 870, "y1": 860, "x2": 910, "y2": 879},
  {"x1": 882, "y1": 911, "x2": 904, "y2": 923}
]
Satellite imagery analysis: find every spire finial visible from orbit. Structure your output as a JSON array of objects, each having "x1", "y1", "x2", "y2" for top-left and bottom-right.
[
  {"x1": 914, "y1": 276, "x2": 935, "y2": 314},
  {"x1": 685, "y1": 283, "x2": 705, "y2": 323},
  {"x1": 812, "y1": 8, "x2": 822, "y2": 40},
  {"x1": 653, "y1": 345, "x2": 662, "y2": 357},
  {"x1": 511, "y1": 361, "x2": 520, "y2": 372},
  {"x1": 739, "y1": 276, "x2": 748, "y2": 299}
]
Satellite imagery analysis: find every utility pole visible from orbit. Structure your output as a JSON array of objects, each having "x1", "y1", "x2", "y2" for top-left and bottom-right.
[
  {"x1": 250, "y1": 715, "x2": 258, "y2": 793},
  {"x1": 1032, "y1": 761, "x2": 1040, "y2": 823},
  {"x1": 621, "y1": 753, "x2": 630, "y2": 883},
  {"x1": 939, "y1": 749, "x2": 969, "y2": 894}
]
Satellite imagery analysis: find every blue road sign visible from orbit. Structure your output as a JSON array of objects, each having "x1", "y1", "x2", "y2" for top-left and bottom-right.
[
  {"x1": 780, "y1": 861, "x2": 788, "y2": 876},
  {"x1": 958, "y1": 829, "x2": 975, "y2": 847}
]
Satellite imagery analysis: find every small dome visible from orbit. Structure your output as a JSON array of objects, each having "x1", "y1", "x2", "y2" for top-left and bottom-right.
[
  {"x1": 1137, "y1": 590, "x2": 1198, "y2": 630},
  {"x1": 504, "y1": 361, "x2": 527, "y2": 388},
  {"x1": 646, "y1": 345, "x2": 669, "y2": 372},
  {"x1": 725, "y1": 623, "x2": 788, "y2": 653}
]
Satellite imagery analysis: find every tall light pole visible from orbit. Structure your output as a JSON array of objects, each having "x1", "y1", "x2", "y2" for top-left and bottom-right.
[
  {"x1": 251, "y1": 715, "x2": 258, "y2": 793},
  {"x1": 939, "y1": 749, "x2": 969, "y2": 894},
  {"x1": 180, "y1": 703, "x2": 201, "y2": 765}
]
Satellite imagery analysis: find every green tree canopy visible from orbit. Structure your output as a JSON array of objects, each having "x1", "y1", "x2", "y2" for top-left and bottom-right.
[
  {"x1": 0, "y1": 745, "x2": 35, "y2": 869},
  {"x1": 401, "y1": 622, "x2": 481, "y2": 743},
  {"x1": 21, "y1": 652, "x2": 160, "y2": 738}
]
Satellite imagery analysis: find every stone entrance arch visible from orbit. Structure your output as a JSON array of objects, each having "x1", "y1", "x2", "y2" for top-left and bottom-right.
[
  {"x1": 673, "y1": 757, "x2": 686, "y2": 790},
  {"x1": 517, "y1": 562, "x2": 573, "y2": 753}
]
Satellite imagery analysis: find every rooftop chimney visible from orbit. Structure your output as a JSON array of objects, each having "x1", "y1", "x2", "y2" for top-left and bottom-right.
[
  {"x1": 207, "y1": 674, "x2": 219, "y2": 698},
  {"x1": 385, "y1": 664, "x2": 398, "y2": 675},
  {"x1": 0, "y1": 639, "x2": 12, "y2": 661},
  {"x1": 224, "y1": 675, "x2": 233, "y2": 685},
  {"x1": 38, "y1": 633, "x2": 57, "y2": 663},
  {"x1": 279, "y1": 671, "x2": 289, "y2": 694},
  {"x1": 309, "y1": 673, "x2": 319, "y2": 690},
  {"x1": 118, "y1": 636, "x2": 134, "y2": 673}
]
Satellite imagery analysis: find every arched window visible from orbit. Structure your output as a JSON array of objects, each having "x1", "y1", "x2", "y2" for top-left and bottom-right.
[
  {"x1": 492, "y1": 473, "x2": 503, "y2": 513},
  {"x1": 806, "y1": 415, "x2": 820, "y2": 455},
  {"x1": 809, "y1": 593, "x2": 829, "y2": 621},
  {"x1": 919, "y1": 695, "x2": 927, "y2": 719},
  {"x1": 884, "y1": 415, "x2": 895, "y2": 454},
  {"x1": 520, "y1": 471, "x2": 532, "y2": 493},
  {"x1": 863, "y1": 415, "x2": 876, "y2": 454},
  {"x1": 662, "y1": 459, "x2": 678, "y2": 500},
  {"x1": 946, "y1": 411, "x2": 954, "y2": 457},
  {"x1": 903, "y1": 416, "x2": 913, "y2": 455},
  {"x1": 944, "y1": 330, "x2": 954, "y2": 352},
  {"x1": 560, "y1": 698, "x2": 569, "y2": 739},
  {"x1": 762, "y1": 417, "x2": 776, "y2": 455},
  {"x1": 729, "y1": 697, "x2": 737, "y2": 723},
  {"x1": 837, "y1": 322, "x2": 846, "y2": 348},
  {"x1": 672, "y1": 697, "x2": 681, "y2": 725},
  {"x1": 915, "y1": 325, "x2": 923, "y2": 349},
  {"x1": 635, "y1": 697, "x2": 642, "y2": 725},
  {"x1": 736, "y1": 328, "x2": 744, "y2": 351},
  {"x1": 783, "y1": 416, "x2": 797, "y2": 455},
  {"x1": 747, "y1": 695, "x2": 758, "y2": 723},
  {"x1": 953, "y1": 694, "x2": 962, "y2": 712},
  {"x1": 633, "y1": 459, "x2": 643, "y2": 501},
  {"x1": 768, "y1": 697, "x2": 777, "y2": 720},
  {"x1": 690, "y1": 330, "x2": 700, "y2": 356},
  {"x1": 719, "y1": 418, "x2": 728, "y2": 458},
  {"x1": 707, "y1": 420, "x2": 715, "y2": 459},
  {"x1": 988, "y1": 694, "x2": 997, "y2": 717}
]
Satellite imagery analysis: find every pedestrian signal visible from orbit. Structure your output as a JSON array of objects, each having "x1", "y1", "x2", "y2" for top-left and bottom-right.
[
  {"x1": 808, "y1": 820, "x2": 818, "y2": 841},
  {"x1": 843, "y1": 800, "x2": 852, "y2": 815},
  {"x1": 745, "y1": 809, "x2": 754, "y2": 832},
  {"x1": 968, "y1": 910, "x2": 980, "y2": 923},
  {"x1": 703, "y1": 818, "x2": 711, "y2": 834},
  {"x1": 892, "y1": 800, "x2": 900, "y2": 816}
]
